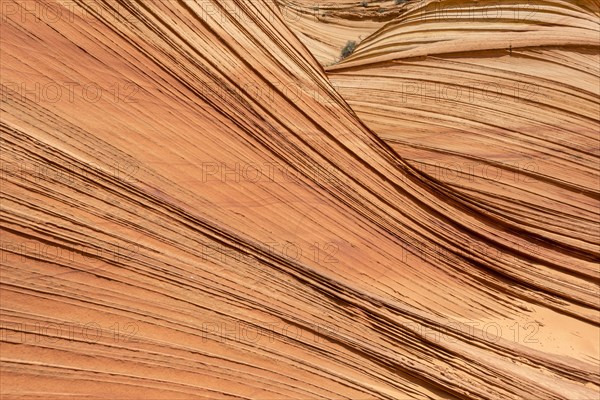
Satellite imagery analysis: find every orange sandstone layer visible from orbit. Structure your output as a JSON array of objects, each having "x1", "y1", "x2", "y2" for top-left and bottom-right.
[
  {"x1": 0, "y1": 0, "x2": 598, "y2": 399},
  {"x1": 324, "y1": 0, "x2": 600, "y2": 267}
]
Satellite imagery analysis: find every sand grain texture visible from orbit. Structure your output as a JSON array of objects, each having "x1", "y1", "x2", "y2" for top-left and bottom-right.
[{"x1": 0, "y1": 0, "x2": 599, "y2": 399}]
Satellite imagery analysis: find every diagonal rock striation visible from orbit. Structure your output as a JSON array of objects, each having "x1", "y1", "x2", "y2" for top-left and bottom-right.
[{"x1": 0, "y1": 0, "x2": 598, "y2": 398}]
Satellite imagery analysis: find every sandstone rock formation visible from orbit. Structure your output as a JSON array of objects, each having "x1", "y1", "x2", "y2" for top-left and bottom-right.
[{"x1": 1, "y1": 0, "x2": 598, "y2": 398}]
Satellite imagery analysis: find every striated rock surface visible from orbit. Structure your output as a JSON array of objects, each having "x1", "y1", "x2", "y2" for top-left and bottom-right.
[
  {"x1": 324, "y1": 0, "x2": 600, "y2": 274},
  {"x1": 1, "y1": 0, "x2": 598, "y2": 399}
]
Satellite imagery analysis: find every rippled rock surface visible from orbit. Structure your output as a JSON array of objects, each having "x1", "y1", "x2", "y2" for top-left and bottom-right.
[{"x1": 1, "y1": 1, "x2": 598, "y2": 399}]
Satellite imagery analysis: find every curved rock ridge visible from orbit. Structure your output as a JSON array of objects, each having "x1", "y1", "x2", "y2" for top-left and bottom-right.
[
  {"x1": 324, "y1": 0, "x2": 600, "y2": 273},
  {"x1": 0, "y1": 0, "x2": 598, "y2": 399}
]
